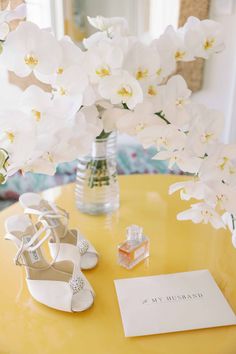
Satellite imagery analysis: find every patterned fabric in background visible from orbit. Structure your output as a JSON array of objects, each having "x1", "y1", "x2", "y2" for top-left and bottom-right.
[{"x1": 0, "y1": 145, "x2": 181, "y2": 210}]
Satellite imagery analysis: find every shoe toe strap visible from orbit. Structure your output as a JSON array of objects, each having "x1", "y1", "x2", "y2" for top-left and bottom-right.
[
  {"x1": 69, "y1": 229, "x2": 98, "y2": 257},
  {"x1": 69, "y1": 272, "x2": 95, "y2": 298}
]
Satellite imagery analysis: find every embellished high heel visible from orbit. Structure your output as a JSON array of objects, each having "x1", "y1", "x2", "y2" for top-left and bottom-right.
[{"x1": 5, "y1": 214, "x2": 95, "y2": 312}]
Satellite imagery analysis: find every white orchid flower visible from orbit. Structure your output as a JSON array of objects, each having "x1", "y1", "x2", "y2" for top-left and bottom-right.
[
  {"x1": 153, "y1": 25, "x2": 194, "y2": 70},
  {"x1": 20, "y1": 85, "x2": 52, "y2": 122},
  {"x1": 116, "y1": 101, "x2": 162, "y2": 136},
  {"x1": 83, "y1": 31, "x2": 108, "y2": 50},
  {"x1": 0, "y1": 22, "x2": 9, "y2": 41},
  {"x1": 80, "y1": 105, "x2": 103, "y2": 138},
  {"x1": 87, "y1": 16, "x2": 129, "y2": 37},
  {"x1": 0, "y1": 3, "x2": 26, "y2": 40},
  {"x1": 232, "y1": 230, "x2": 236, "y2": 248},
  {"x1": 186, "y1": 104, "x2": 223, "y2": 156},
  {"x1": 82, "y1": 84, "x2": 100, "y2": 107},
  {"x1": 138, "y1": 124, "x2": 186, "y2": 151},
  {"x1": 22, "y1": 155, "x2": 58, "y2": 176},
  {"x1": 169, "y1": 179, "x2": 206, "y2": 201},
  {"x1": 34, "y1": 96, "x2": 82, "y2": 140},
  {"x1": 101, "y1": 107, "x2": 124, "y2": 133},
  {"x1": 86, "y1": 40, "x2": 123, "y2": 84},
  {"x1": 184, "y1": 16, "x2": 224, "y2": 59},
  {"x1": 204, "y1": 181, "x2": 236, "y2": 215},
  {"x1": 17, "y1": 131, "x2": 58, "y2": 175},
  {"x1": 222, "y1": 212, "x2": 234, "y2": 231},
  {"x1": 124, "y1": 42, "x2": 161, "y2": 83},
  {"x1": 98, "y1": 70, "x2": 143, "y2": 109},
  {"x1": 177, "y1": 202, "x2": 225, "y2": 229},
  {"x1": 162, "y1": 75, "x2": 192, "y2": 127},
  {"x1": 18, "y1": 93, "x2": 82, "y2": 175},
  {"x1": 36, "y1": 36, "x2": 85, "y2": 84},
  {"x1": 150, "y1": 46, "x2": 175, "y2": 81},
  {"x1": 0, "y1": 110, "x2": 36, "y2": 152},
  {"x1": 199, "y1": 143, "x2": 236, "y2": 183},
  {"x1": 222, "y1": 212, "x2": 236, "y2": 248},
  {"x1": 52, "y1": 65, "x2": 88, "y2": 106},
  {"x1": 153, "y1": 149, "x2": 202, "y2": 173},
  {"x1": 1, "y1": 3, "x2": 26, "y2": 23},
  {"x1": 58, "y1": 37, "x2": 84, "y2": 70},
  {"x1": 20, "y1": 86, "x2": 81, "y2": 149},
  {"x1": 84, "y1": 26, "x2": 135, "y2": 58},
  {"x1": 55, "y1": 106, "x2": 103, "y2": 161},
  {"x1": 0, "y1": 110, "x2": 39, "y2": 177},
  {"x1": 24, "y1": 103, "x2": 101, "y2": 173},
  {"x1": 37, "y1": 130, "x2": 81, "y2": 167},
  {"x1": 1, "y1": 21, "x2": 62, "y2": 78},
  {"x1": 65, "y1": 107, "x2": 103, "y2": 157},
  {"x1": 141, "y1": 81, "x2": 164, "y2": 108}
]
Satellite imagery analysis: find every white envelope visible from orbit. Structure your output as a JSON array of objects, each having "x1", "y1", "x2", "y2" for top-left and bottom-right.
[{"x1": 114, "y1": 270, "x2": 236, "y2": 337}]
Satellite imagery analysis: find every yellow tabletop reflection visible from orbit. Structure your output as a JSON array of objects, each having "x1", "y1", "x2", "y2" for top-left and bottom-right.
[{"x1": 0, "y1": 175, "x2": 236, "y2": 354}]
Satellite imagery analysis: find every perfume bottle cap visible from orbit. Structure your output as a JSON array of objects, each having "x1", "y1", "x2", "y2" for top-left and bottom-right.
[{"x1": 126, "y1": 225, "x2": 143, "y2": 242}]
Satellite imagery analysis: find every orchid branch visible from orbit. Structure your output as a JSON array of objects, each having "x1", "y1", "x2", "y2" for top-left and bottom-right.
[{"x1": 155, "y1": 111, "x2": 171, "y2": 125}]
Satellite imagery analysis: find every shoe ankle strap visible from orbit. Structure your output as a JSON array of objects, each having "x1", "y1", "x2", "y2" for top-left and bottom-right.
[
  {"x1": 24, "y1": 202, "x2": 68, "y2": 219},
  {"x1": 5, "y1": 223, "x2": 60, "y2": 269},
  {"x1": 24, "y1": 203, "x2": 69, "y2": 236}
]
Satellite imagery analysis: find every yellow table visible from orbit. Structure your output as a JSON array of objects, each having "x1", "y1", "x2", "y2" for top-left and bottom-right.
[{"x1": 0, "y1": 175, "x2": 236, "y2": 354}]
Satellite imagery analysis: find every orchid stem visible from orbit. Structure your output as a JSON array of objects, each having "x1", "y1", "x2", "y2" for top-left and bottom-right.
[
  {"x1": 122, "y1": 103, "x2": 129, "y2": 110},
  {"x1": 96, "y1": 130, "x2": 111, "y2": 139},
  {"x1": 231, "y1": 214, "x2": 235, "y2": 230},
  {"x1": 155, "y1": 111, "x2": 171, "y2": 125}
]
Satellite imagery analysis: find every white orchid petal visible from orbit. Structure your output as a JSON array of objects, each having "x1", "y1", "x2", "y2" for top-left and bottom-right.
[
  {"x1": 177, "y1": 208, "x2": 202, "y2": 223},
  {"x1": 5, "y1": 3, "x2": 26, "y2": 22},
  {"x1": 232, "y1": 231, "x2": 236, "y2": 248},
  {"x1": 0, "y1": 22, "x2": 9, "y2": 40}
]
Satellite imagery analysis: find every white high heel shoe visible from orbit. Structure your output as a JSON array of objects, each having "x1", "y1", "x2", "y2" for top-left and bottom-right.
[
  {"x1": 5, "y1": 214, "x2": 95, "y2": 312},
  {"x1": 19, "y1": 193, "x2": 99, "y2": 270}
]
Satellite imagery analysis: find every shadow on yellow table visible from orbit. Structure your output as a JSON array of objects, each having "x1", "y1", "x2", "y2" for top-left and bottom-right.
[{"x1": 0, "y1": 175, "x2": 235, "y2": 354}]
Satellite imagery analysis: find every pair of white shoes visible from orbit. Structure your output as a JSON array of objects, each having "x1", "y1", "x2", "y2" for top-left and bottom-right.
[{"x1": 5, "y1": 193, "x2": 99, "y2": 313}]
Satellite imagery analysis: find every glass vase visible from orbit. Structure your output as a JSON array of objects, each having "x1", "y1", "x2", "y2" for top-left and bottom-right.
[{"x1": 75, "y1": 132, "x2": 119, "y2": 215}]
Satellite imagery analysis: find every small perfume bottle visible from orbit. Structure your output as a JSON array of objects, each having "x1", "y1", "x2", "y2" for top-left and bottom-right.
[{"x1": 118, "y1": 225, "x2": 149, "y2": 269}]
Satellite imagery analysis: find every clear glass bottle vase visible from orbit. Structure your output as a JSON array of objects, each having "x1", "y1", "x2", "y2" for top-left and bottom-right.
[{"x1": 76, "y1": 132, "x2": 119, "y2": 215}]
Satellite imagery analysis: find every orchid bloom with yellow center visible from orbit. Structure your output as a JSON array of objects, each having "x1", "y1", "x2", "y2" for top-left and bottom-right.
[
  {"x1": 177, "y1": 203, "x2": 225, "y2": 229},
  {"x1": 95, "y1": 66, "x2": 111, "y2": 78},
  {"x1": 203, "y1": 38, "x2": 215, "y2": 51},
  {"x1": 175, "y1": 98, "x2": 185, "y2": 107},
  {"x1": 5, "y1": 131, "x2": 15, "y2": 143},
  {"x1": 31, "y1": 109, "x2": 41, "y2": 122},
  {"x1": 175, "y1": 50, "x2": 186, "y2": 61},
  {"x1": 57, "y1": 67, "x2": 64, "y2": 75},
  {"x1": 2, "y1": 21, "x2": 61, "y2": 78},
  {"x1": 216, "y1": 193, "x2": 226, "y2": 204},
  {"x1": 218, "y1": 157, "x2": 229, "y2": 171},
  {"x1": 24, "y1": 54, "x2": 39, "y2": 69},
  {"x1": 156, "y1": 68, "x2": 162, "y2": 77},
  {"x1": 201, "y1": 132, "x2": 214, "y2": 143},
  {"x1": 117, "y1": 85, "x2": 133, "y2": 98},
  {"x1": 135, "y1": 68, "x2": 148, "y2": 80},
  {"x1": 59, "y1": 87, "x2": 67, "y2": 96},
  {"x1": 147, "y1": 85, "x2": 157, "y2": 96}
]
